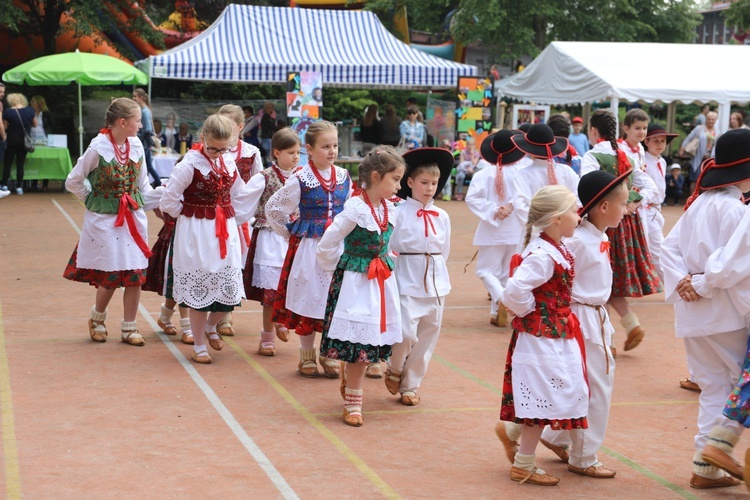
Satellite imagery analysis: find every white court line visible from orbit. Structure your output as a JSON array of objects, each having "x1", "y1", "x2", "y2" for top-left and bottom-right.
[{"x1": 52, "y1": 197, "x2": 299, "y2": 499}]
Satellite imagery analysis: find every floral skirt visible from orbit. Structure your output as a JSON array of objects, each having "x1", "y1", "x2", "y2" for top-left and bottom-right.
[
  {"x1": 142, "y1": 218, "x2": 175, "y2": 296},
  {"x1": 606, "y1": 212, "x2": 662, "y2": 298},
  {"x1": 319, "y1": 268, "x2": 393, "y2": 364},
  {"x1": 243, "y1": 227, "x2": 277, "y2": 307},
  {"x1": 500, "y1": 330, "x2": 588, "y2": 429},
  {"x1": 272, "y1": 235, "x2": 323, "y2": 335},
  {"x1": 63, "y1": 245, "x2": 147, "y2": 289},
  {"x1": 724, "y1": 335, "x2": 750, "y2": 427}
]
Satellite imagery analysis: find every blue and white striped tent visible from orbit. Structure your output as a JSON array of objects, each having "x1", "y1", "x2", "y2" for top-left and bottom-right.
[{"x1": 143, "y1": 4, "x2": 477, "y2": 89}]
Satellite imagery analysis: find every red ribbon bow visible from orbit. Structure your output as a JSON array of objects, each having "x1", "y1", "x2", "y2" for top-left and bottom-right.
[
  {"x1": 600, "y1": 241, "x2": 610, "y2": 253},
  {"x1": 367, "y1": 257, "x2": 392, "y2": 333},
  {"x1": 416, "y1": 208, "x2": 439, "y2": 237},
  {"x1": 115, "y1": 193, "x2": 152, "y2": 258}
]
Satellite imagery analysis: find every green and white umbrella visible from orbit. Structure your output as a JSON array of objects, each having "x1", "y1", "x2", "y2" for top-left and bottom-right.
[{"x1": 2, "y1": 50, "x2": 149, "y2": 154}]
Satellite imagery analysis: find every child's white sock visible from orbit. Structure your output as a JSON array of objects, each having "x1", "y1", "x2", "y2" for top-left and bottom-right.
[
  {"x1": 299, "y1": 333, "x2": 315, "y2": 350},
  {"x1": 705, "y1": 426, "x2": 740, "y2": 454},
  {"x1": 159, "y1": 303, "x2": 175, "y2": 323},
  {"x1": 180, "y1": 317, "x2": 192, "y2": 335},
  {"x1": 620, "y1": 312, "x2": 639, "y2": 332},
  {"x1": 344, "y1": 387, "x2": 363, "y2": 415},
  {"x1": 505, "y1": 422, "x2": 522, "y2": 442},
  {"x1": 513, "y1": 452, "x2": 539, "y2": 472},
  {"x1": 693, "y1": 451, "x2": 723, "y2": 479}
]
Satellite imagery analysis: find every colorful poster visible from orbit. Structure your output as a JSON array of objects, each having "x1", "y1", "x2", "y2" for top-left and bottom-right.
[
  {"x1": 456, "y1": 76, "x2": 494, "y2": 149},
  {"x1": 287, "y1": 71, "x2": 323, "y2": 164},
  {"x1": 426, "y1": 97, "x2": 456, "y2": 146}
]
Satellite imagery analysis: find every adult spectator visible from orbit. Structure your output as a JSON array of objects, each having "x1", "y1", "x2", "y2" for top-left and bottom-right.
[
  {"x1": 132, "y1": 88, "x2": 160, "y2": 188},
  {"x1": 1, "y1": 93, "x2": 36, "y2": 195},
  {"x1": 360, "y1": 104, "x2": 382, "y2": 155},
  {"x1": 399, "y1": 105, "x2": 426, "y2": 150},
  {"x1": 406, "y1": 97, "x2": 424, "y2": 122},
  {"x1": 380, "y1": 104, "x2": 401, "y2": 147},
  {"x1": 242, "y1": 105, "x2": 260, "y2": 147},
  {"x1": 679, "y1": 110, "x2": 720, "y2": 196},
  {"x1": 259, "y1": 102, "x2": 277, "y2": 159},
  {"x1": 163, "y1": 111, "x2": 178, "y2": 152},
  {"x1": 29, "y1": 95, "x2": 53, "y2": 191},
  {"x1": 489, "y1": 64, "x2": 500, "y2": 80},
  {"x1": 694, "y1": 104, "x2": 710, "y2": 127},
  {"x1": 730, "y1": 111, "x2": 749, "y2": 130},
  {"x1": 173, "y1": 122, "x2": 193, "y2": 154}
]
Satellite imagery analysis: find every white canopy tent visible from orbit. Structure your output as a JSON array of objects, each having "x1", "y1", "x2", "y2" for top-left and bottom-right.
[
  {"x1": 495, "y1": 41, "x2": 750, "y2": 133},
  {"x1": 140, "y1": 4, "x2": 477, "y2": 89}
]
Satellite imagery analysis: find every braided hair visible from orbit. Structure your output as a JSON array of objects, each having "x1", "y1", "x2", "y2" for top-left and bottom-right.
[{"x1": 590, "y1": 110, "x2": 630, "y2": 175}]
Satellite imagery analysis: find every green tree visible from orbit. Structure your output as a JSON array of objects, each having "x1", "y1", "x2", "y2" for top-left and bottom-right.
[{"x1": 724, "y1": 0, "x2": 750, "y2": 34}]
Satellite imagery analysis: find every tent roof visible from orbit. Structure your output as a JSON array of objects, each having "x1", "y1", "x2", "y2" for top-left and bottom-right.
[
  {"x1": 143, "y1": 4, "x2": 477, "y2": 89},
  {"x1": 495, "y1": 41, "x2": 750, "y2": 106}
]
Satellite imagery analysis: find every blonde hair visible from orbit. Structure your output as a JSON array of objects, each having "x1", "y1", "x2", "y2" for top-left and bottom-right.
[
  {"x1": 105, "y1": 98, "x2": 141, "y2": 126},
  {"x1": 6, "y1": 93, "x2": 28, "y2": 107},
  {"x1": 408, "y1": 163, "x2": 440, "y2": 180},
  {"x1": 30, "y1": 95, "x2": 48, "y2": 112},
  {"x1": 305, "y1": 120, "x2": 338, "y2": 147},
  {"x1": 201, "y1": 114, "x2": 234, "y2": 142},
  {"x1": 133, "y1": 88, "x2": 150, "y2": 108},
  {"x1": 217, "y1": 104, "x2": 244, "y2": 126},
  {"x1": 523, "y1": 185, "x2": 578, "y2": 247},
  {"x1": 271, "y1": 127, "x2": 301, "y2": 161}
]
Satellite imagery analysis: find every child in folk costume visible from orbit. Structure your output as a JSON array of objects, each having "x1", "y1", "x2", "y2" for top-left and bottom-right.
[
  {"x1": 640, "y1": 124, "x2": 677, "y2": 281},
  {"x1": 386, "y1": 147, "x2": 453, "y2": 406},
  {"x1": 510, "y1": 123, "x2": 580, "y2": 226},
  {"x1": 64, "y1": 98, "x2": 159, "y2": 346},
  {"x1": 317, "y1": 146, "x2": 406, "y2": 426},
  {"x1": 465, "y1": 130, "x2": 526, "y2": 327},
  {"x1": 530, "y1": 170, "x2": 630, "y2": 480},
  {"x1": 214, "y1": 104, "x2": 264, "y2": 337},
  {"x1": 494, "y1": 185, "x2": 588, "y2": 486},
  {"x1": 581, "y1": 109, "x2": 661, "y2": 353},
  {"x1": 159, "y1": 114, "x2": 256, "y2": 364},
  {"x1": 142, "y1": 155, "x2": 194, "y2": 346},
  {"x1": 660, "y1": 129, "x2": 750, "y2": 489},
  {"x1": 266, "y1": 121, "x2": 352, "y2": 378},
  {"x1": 242, "y1": 128, "x2": 301, "y2": 356}
]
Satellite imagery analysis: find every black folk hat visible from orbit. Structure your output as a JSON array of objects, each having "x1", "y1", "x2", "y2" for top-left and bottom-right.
[
  {"x1": 578, "y1": 168, "x2": 633, "y2": 217},
  {"x1": 511, "y1": 123, "x2": 569, "y2": 159},
  {"x1": 480, "y1": 129, "x2": 525, "y2": 165},
  {"x1": 699, "y1": 128, "x2": 750, "y2": 190},
  {"x1": 644, "y1": 124, "x2": 678, "y2": 145},
  {"x1": 398, "y1": 147, "x2": 455, "y2": 200}
]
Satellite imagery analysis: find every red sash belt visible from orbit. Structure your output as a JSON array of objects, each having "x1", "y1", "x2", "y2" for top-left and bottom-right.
[
  {"x1": 241, "y1": 221, "x2": 252, "y2": 246},
  {"x1": 367, "y1": 257, "x2": 392, "y2": 333},
  {"x1": 215, "y1": 204, "x2": 230, "y2": 259},
  {"x1": 115, "y1": 193, "x2": 152, "y2": 258},
  {"x1": 568, "y1": 312, "x2": 589, "y2": 395}
]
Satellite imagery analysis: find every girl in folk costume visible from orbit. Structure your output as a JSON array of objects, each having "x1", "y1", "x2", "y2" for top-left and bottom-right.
[
  {"x1": 495, "y1": 185, "x2": 588, "y2": 486},
  {"x1": 159, "y1": 114, "x2": 256, "y2": 364},
  {"x1": 142, "y1": 154, "x2": 195, "y2": 346},
  {"x1": 581, "y1": 109, "x2": 661, "y2": 353},
  {"x1": 509, "y1": 123, "x2": 579, "y2": 226},
  {"x1": 214, "y1": 104, "x2": 264, "y2": 337},
  {"x1": 660, "y1": 129, "x2": 750, "y2": 489},
  {"x1": 530, "y1": 170, "x2": 630, "y2": 480},
  {"x1": 64, "y1": 98, "x2": 159, "y2": 346},
  {"x1": 465, "y1": 130, "x2": 526, "y2": 327},
  {"x1": 63, "y1": 98, "x2": 158, "y2": 346},
  {"x1": 640, "y1": 124, "x2": 678, "y2": 281},
  {"x1": 386, "y1": 147, "x2": 453, "y2": 406},
  {"x1": 317, "y1": 146, "x2": 406, "y2": 426},
  {"x1": 266, "y1": 121, "x2": 352, "y2": 378},
  {"x1": 242, "y1": 128, "x2": 301, "y2": 356}
]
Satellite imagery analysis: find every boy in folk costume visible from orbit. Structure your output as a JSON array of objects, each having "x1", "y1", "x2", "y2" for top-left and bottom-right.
[
  {"x1": 386, "y1": 148, "x2": 453, "y2": 406},
  {"x1": 510, "y1": 123, "x2": 580, "y2": 226},
  {"x1": 532, "y1": 170, "x2": 630, "y2": 480},
  {"x1": 465, "y1": 130, "x2": 526, "y2": 327},
  {"x1": 639, "y1": 124, "x2": 677, "y2": 282},
  {"x1": 660, "y1": 129, "x2": 750, "y2": 489}
]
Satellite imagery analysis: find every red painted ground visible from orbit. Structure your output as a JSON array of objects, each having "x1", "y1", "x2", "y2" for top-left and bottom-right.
[{"x1": 0, "y1": 190, "x2": 748, "y2": 498}]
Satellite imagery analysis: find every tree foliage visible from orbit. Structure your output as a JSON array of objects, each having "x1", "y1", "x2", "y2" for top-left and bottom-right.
[
  {"x1": 724, "y1": 0, "x2": 750, "y2": 33},
  {"x1": 368, "y1": 0, "x2": 701, "y2": 63}
]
